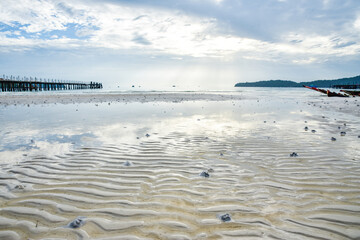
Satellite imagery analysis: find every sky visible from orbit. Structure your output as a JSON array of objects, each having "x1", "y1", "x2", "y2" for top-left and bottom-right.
[{"x1": 0, "y1": 0, "x2": 360, "y2": 90}]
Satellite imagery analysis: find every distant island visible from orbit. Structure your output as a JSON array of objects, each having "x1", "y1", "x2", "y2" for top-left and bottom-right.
[{"x1": 234, "y1": 75, "x2": 360, "y2": 88}]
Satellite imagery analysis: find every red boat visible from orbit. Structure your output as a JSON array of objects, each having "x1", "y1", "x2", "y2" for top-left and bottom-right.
[
  {"x1": 340, "y1": 90, "x2": 360, "y2": 96},
  {"x1": 327, "y1": 90, "x2": 349, "y2": 97},
  {"x1": 304, "y1": 85, "x2": 349, "y2": 97},
  {"x1": 303, "y1": 85, "x2": 327, "y2": 94}
]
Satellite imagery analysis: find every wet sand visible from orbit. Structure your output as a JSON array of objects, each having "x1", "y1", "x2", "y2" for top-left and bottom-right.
[
  {"x1": 0, "y1": 89, "x2": 359, "y2": 239},
  {"x1": 0, "y1": 92, "x2": 243, "y2": 106}
]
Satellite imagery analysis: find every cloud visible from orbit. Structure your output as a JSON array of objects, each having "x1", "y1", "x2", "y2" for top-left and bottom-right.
[
  {"x1": 132, "y1": 33, "x2": 152, "y2": 45},
  {"x1": 0, "y1": 0, "x2": 359, "y2": 65}
]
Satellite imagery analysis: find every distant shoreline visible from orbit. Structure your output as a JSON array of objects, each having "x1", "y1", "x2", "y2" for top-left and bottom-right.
[{"x1": 234, "y1": 75, "x2": 360, "y2": 88}]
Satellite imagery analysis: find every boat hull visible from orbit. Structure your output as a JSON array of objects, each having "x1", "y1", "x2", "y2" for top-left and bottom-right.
[{"x1": 340, "y1": 90, "x2": 360, "y2": 96}]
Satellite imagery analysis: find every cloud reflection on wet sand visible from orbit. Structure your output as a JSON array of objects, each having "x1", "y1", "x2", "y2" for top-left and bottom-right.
[{"x1": 0, "y1": 89, "x2": 359, "y2": 239}]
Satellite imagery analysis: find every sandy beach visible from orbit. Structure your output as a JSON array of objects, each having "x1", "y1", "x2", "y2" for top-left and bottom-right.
[
  {"x1": 0, "y1": 92, "x2": 243, "y2": 106},
  {"x1": 0, "y1": 89, "x2": 359, "y2": 240}
]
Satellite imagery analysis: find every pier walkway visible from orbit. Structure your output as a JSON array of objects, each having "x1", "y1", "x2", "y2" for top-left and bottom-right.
[{"x1": 0, "y1": 77, "x2": 102, "y2": 92}]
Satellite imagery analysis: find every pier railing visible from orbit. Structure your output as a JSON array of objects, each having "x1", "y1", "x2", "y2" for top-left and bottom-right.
[{"x1": 0, "y1": 77, "x2": 102, "y2": 92}]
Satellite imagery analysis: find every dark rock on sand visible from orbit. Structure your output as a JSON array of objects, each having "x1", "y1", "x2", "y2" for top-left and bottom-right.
[
  {"x1": 67, "y1": 217, "x2": 86, "y2": 229},
  {"x1": 220, "y1": 213, "x2": 231, "y2": 222},
  {"x1": 200, "y1": 171, "x2": 210, "y2": 178},
  {"x1": 123, "y1": 161, "x2": 132, "y2": 166},
  {"x1": 14, "y1": 184, "x2": 25, "y2": 190},
  {"x1": 290, "y1": 152, "x2": 298, "y2": 157}
]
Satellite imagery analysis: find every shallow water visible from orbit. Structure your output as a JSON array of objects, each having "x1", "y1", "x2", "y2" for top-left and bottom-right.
[{"x1": 0, "y1": 88, "x2": 359, "y2": 239}]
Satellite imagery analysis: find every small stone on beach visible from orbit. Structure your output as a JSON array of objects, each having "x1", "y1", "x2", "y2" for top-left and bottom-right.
[
  {"x1": 340, "y1": 132, "x2": 346, "y2": 136},
  {"x1": 123, "y1": 161, "x2": 132, "y2": 166},
  {"x1": 220, "y1": 213, "x2": 231, "y2": 222},
  {"x1": 14, "y1": 184, "x2": 25, "y2": 190},
  {"x1": 331, "y1": 137, "x2": 336, "y2": 141},
  {"x1": 67, "y1": 217, "x2": 86, "y2": 229},
  {"x1": 200, "y1": 171, "x2": 210, "y2": 178},
  {"x1": 311, "y1": 130, "x2": 316, "y2": 133},
  {"x1": 145, "y1": 133, "x2": 150, "y2": 137},
  {"x1": 290, "y1": 152, "x2": 298, "y2": 157},
  {"x1": 304, "y1": 127, "x2": 308, "y2": 131}
]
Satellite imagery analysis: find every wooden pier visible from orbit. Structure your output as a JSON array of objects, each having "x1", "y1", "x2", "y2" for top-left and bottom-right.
[{"x1": 0, "y1": 77, "x2": 102, "y2": 92}]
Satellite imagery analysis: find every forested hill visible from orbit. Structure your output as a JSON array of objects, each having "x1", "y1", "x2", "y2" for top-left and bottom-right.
[{"x1": 234, "y1": 75, "x2": 360, "y2": 87}]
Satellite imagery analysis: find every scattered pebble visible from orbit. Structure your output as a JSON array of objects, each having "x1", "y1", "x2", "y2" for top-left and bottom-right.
[
  {"x1": 304, "y1": 126, "x2": 308, "y2": 131},
  {"x1": 200, "y1": 171, "x2": 210, "y2": 178},
  {"x1": 220, "y1": 152, "x2": 224, "y2": 156},
  {"x1": 311, "y1": 130, "x2": 316, "y2": 133},
  {"x1": 67, "y1": 217, "x2": 86, "y2": 229},
  {"x1": 14, "y1": 184, "x2": 25, "y2": 190},
  {"x1": 220, "y1": 213, "x2": 231, "y2": 222},
  {"x1": 290, "y1": 152, "x2": 298, "y2": 157},
  {"x1": 208, "y1": 168, "x2": 214, "y2": 173},
  {"x1": 331, "y1": 137, "x2": 336, "y2": 141},
  {"x1": 123, "y1": 161, "x2": 132, "y2": 166},
  {"x1": 340, "y1": 132, "x2": 346, "y2": 136},
  {"x1": 145, "y1": 133, "x2": 150, "y2": 137}
]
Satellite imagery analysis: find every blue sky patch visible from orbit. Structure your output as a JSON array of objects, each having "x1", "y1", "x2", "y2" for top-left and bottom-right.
[{"x1": 0, "y1": 22, "x2": 98, "y2": 40}]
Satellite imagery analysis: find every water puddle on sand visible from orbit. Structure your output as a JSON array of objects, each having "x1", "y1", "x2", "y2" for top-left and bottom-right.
[{"x1": 0, "y1": 90, "x2": 359, "y2": 239}]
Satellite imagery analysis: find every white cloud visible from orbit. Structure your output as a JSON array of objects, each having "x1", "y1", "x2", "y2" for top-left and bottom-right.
[
  {"x1": 0, "y1": 0, "x2": 359, "y2": 64},
  {"x1": 355, "y1": 16, "x2": 360, "y2": 30}
]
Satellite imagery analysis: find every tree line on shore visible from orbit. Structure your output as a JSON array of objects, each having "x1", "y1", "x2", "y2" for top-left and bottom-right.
[{"x1": 234, "y1": 75, "x2": 360, "y2": 88}]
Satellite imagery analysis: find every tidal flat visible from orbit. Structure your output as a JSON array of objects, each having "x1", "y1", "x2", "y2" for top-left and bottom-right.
[{"x1": 0, "y1": 88, "x2": 359, "y2": 240}]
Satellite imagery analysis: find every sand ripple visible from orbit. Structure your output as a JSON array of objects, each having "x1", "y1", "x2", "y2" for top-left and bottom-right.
[
  {"x1": 1, "y1": 92, "x2": 360, "y2": 239},
  {"x1": 0, "y1": 132, "x2": 359, "y2": 240}
]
